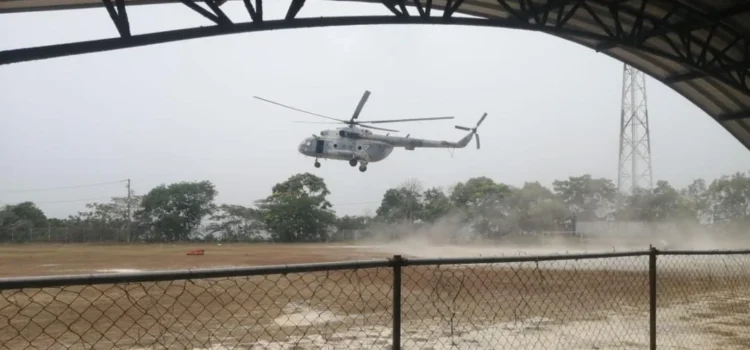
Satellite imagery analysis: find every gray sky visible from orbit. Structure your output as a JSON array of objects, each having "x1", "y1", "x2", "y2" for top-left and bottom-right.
[{"x1": 2, "y1": 0, "x2": 750, "y2": 219}]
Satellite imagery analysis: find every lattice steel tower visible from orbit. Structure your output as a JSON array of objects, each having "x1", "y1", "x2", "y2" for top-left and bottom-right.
[{"x1": 617, "y1": 64, "x2": 653, "y2": 195}]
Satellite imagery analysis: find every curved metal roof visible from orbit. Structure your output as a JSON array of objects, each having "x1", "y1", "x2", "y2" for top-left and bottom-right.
[
  {"x1": 2, "y1": 0, "x2": 749, "y2": 151},
  {"x1": 338, "y1": 0, "x2": 750, "y2": 151}
]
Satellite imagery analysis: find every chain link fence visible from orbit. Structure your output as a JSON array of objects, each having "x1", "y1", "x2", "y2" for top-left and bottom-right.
[{"x1": 1, "y1": 249, "x2": 749, "y2": 349}]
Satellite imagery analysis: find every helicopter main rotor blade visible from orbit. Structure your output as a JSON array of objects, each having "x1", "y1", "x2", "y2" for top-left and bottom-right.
[
  {"x1": 351, "y1": 90, "x2": 371, "y2": 122},
  {"x1": 253, "y1": 96, "x2": 346, "y2": 123},
  {"x1": 293, "y1": 121, "x2": 342, "y2": 124},
  {"x1": 358, "y1": 116, "x2": 455, "y2": 124},
  {"x1": 358, "y1": 124, "x2": 399, "y2": 133}
]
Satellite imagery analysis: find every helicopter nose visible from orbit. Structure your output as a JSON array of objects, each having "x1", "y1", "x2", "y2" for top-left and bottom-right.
[{"x1": 298, "y1": 138, "x2": 312, "y2": 153}]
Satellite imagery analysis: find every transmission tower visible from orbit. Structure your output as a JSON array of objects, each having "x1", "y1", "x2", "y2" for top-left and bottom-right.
[{"x1": 617, "y1": 63, "x2": 653, "y2": 196}]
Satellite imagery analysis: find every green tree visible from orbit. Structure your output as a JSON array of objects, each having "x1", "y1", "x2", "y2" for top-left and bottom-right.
[
  {"x1": 618, "y1": 187, "x2": 652, "y2": 221},
  {"x1": 649, "y1": 180, "x2": 686, "y2": 221},
  {"x1": 681, "y1": 178, "x2": 710, "y2": 222},
  {"x1": 617, "y1": 180, "x2": 687, "y2": 222},
  {"x1": 206, "y1": 204, "x2": 263, "y2": 242},
  {"x1": 421, "y1": 187, "x2": 453, "y2": 223},
  {"x1": 333, "y1": 215, "x2": 370, "y2": 241},
  {"x1": 449, "y1": 177, "x2": 510, "y2": 209},
  {"x1": 73, "y1": 189, "x2": 143, "y2": 241},
  {"x1": 525, "y1": 199, "x2": 570, "y2": 232},
  {"x1": 375, "y1": 179, "x2": 424, "y2": 224},
  {"x1": 0, "y1": 202, "x2": 48, "y2": 241},
  {"x1": 449, "y1": 177, "x2": 513, "y2": 238},
  {"x1": 552, "y1": 174, "x2": 616, "y2": 220},
  {"x1": 706, "y1": 171, "x2": 750, "y2": 223},
  {"x1": 256, "y1": 173, "x2": 336, "y2": 242},
  {"x1": 1, "y1": 202, "x2": 47, "y2": 228},
  {"x1": 135, "y1": 180, "x2": 218, "y2": 241},
  {"x1": 511, "y1": 182, "x2": 569, "y2": 232}
]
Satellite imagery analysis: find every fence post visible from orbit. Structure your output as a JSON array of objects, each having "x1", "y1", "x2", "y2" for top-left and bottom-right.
[
  {"x1": 392, "y1": 254, "x2": 402, "y2": 350},
  {"x1": 649, "y1": 245, "x2": 657, "y2": 350}
]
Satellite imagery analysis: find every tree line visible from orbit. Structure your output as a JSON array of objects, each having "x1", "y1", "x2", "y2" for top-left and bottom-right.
[{"x1": 0, "y1": 171, "x2": 748, "y2": 243}]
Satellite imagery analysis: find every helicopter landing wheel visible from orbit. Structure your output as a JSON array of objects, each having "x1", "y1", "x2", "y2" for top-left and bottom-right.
[
  {"x1": 314, "y1": 161, "x2": 321, "y2": 168},
  {"x1": 349, "y1": 159, "x2": 358, "y2": 167},
  {"x1": 358, "y1": 165, "x2": 367, "y2": 172}
]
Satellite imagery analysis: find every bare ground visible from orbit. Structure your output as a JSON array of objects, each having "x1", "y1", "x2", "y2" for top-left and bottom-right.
[
  {"x1": 0, "y1": 243, "x2": 748, "y2": 349},
  {"x1": 0, "y1": 243, "x2": 388, "y2": 278}
]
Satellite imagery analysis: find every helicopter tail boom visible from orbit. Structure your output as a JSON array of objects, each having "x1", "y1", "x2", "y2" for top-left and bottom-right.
[
  {"x1": 360, "y1": 112, "x2": 488, "y2": 150},
  {"x1": 453, "y1": 112, "x2": 487, "y2": 150},
  {"x1": 455, "y1": 132, "x2": 475, "y2": 148}
]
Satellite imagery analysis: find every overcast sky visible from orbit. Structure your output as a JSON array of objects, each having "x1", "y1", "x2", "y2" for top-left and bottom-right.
[{"x1": 2, "y1": 0, "x2": 750, "y2": 219}]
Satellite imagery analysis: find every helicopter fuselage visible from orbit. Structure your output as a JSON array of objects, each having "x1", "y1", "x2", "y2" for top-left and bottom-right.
[
  {"x1": 298, "y1": 127, "x2": 395, "y2": 163},
  {"x1": 253, "y1": 89, "x2": 486, "y2": 173},
  {"x1": 297, "y1": 125, "x2": 476, "y2": 170}
]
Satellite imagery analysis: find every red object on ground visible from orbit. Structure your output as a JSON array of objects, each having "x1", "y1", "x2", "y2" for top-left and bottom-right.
[{"x1": 187, "y1": 249, "x2": 205, "y2": 256}]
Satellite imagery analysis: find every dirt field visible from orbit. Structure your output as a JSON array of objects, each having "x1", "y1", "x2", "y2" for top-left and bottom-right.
[
  {"x1": 0, "y1": 243, "x2": 391, "y2": 278},
  {"x1": 0, "y1": 243, "x2": 748, "y2": 349}
]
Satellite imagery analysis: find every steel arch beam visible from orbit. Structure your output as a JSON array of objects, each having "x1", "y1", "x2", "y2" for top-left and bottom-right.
[
  {"x1": 2, "y1": 0, "x2": 750, "y2": 151},
  {"x1": 0, "y1": 16, "x2": 557, "y2": 65},
  {"x1": 1, "y1": 0, "x2": 747, "y2": 90},
  {"x1": 2, "y1": 0, "x2": 748, "y2": 95},
  {"x1": 0, "y1": 15, "x2": 683, "y2": 65},
  {"x1": 0, "y1": 9, "x2": 746, "y2": 94}
]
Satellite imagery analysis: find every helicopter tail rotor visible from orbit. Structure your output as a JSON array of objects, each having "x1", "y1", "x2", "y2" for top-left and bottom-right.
[{"x1": 454, "y1": 112, "x2": 487, "y2": 149}]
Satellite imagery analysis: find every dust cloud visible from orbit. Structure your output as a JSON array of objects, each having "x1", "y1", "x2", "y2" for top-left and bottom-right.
[{"x1": 346, "y1": 213, "x2": 747, "y2": 260}]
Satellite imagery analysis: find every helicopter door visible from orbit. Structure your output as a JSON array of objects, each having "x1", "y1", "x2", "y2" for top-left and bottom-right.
[{"x1": 315, "y1": 139, "x2": 325, "y2": 154}]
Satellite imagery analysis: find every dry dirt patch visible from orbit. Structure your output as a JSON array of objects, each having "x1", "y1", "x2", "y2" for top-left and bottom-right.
[
  {"x1": 0, "y1": 243, "x2": 749, "y2": 349},
  {"x1": 0, "y1": 243, "x2": 387, "y2": 278},
  {"x1": 1, "y1": 260, "x2": 747, "y2": 349}
]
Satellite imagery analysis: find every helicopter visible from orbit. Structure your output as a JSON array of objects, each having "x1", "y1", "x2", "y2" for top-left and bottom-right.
[{"x1": 253, "y1": 90, "x2": 487, "y2": 172}]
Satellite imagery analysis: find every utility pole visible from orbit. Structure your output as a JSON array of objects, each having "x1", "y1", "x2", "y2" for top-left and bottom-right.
[
  {"x1": 126, "y1": 178, "x2": 131, "y2": 243},
  {"x1": 617, "y1": 64, "x2": 654, "y2": 200}
]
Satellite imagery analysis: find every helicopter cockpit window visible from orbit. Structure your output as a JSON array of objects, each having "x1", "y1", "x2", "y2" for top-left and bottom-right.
[{"x1": 305, "y1": 141, "x2": 312, "y2": 146}]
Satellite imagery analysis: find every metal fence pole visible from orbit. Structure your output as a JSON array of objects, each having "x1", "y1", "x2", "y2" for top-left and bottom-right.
[
  {"x1": 649, "y1": 246, "x2": 657, "y2": 350},
  {"x1": 392, "y1": 254, "x2": 402, "y2": 350}
]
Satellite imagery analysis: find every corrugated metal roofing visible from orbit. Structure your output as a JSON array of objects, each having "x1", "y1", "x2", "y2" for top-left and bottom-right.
[
  {"x1": 337, "y1": 0, "x2": 750, "y2": 151},
  {"x1": 0, "y1": 0, "x2": 172, "y2": 13}
]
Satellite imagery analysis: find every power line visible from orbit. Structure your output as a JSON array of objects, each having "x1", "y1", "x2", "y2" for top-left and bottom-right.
[
  {"x1": 38, "y1": 197, "x2": 116, "y2": 204},
  {"x1": 1, "y1": 178, "x2": 373, "y2": 208},
  {"x1": 4, "y1": 197, "x2": 115, "y2": 205},
  {"x1": 0, "y1": 180, "x2": 128, "y2": 194}
]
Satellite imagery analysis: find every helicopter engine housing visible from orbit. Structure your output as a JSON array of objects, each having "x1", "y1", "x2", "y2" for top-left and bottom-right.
[{"x1": 339, "y1": 130, "x2": 362, "y2": 138}]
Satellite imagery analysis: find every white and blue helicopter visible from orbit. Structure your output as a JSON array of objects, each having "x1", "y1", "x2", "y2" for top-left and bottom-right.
[{"x1": 253, "y1": 90, "x2": 487, "y2": 172}]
